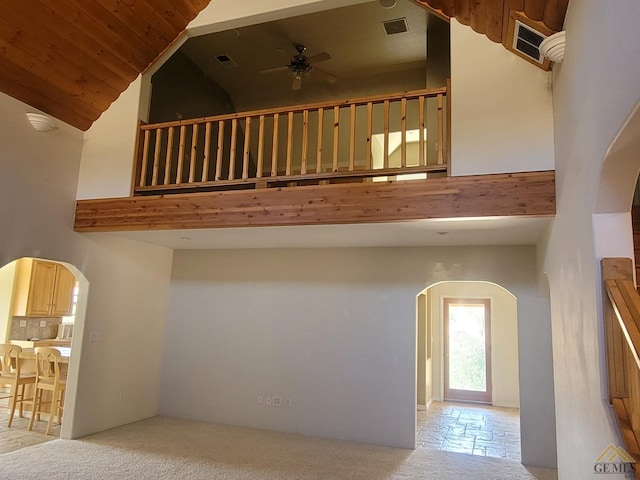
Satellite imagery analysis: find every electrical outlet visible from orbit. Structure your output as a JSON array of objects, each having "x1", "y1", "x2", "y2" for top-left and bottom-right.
[
  {"x1": 257, "y1": 395, "x2": 264, "y2": 405},
  {"x1": 19, "y1": 320, "x2": 26, "y2": 327},
  {"x1": 39, "y1": 320, "x2": 47, "y2": 327},
  {"x1": 89, "y1": 331, "x2": 101, "y2": 342},
  {"x1": 285, "y1": 398, "x2": 292, "y2": 407},
  {"x1": 119, "y1": 393, "x2": 125, "y2": 401},
  {"x1": 272, "y1": 396, "x2": 282, "y2": 407},
  {"x1": 266, "y1": 396, "x2": 272, "y2": 406}
]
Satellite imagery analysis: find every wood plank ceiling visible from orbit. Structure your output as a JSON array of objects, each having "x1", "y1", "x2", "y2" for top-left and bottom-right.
[
  {"x1": 0, "y1": 0, "x2": 211, "y2": 131},
  {"x1": 413, "y1": 0, "x2": 568, "y2": 45}
]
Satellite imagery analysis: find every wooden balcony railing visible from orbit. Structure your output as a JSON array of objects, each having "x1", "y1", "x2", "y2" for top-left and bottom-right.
[
  {"x1": 602, "y1": 257, "x2": 640, "y2": 478},
  {"x1": 132, "y1": 86, "x2": 450, "y2": 195}
]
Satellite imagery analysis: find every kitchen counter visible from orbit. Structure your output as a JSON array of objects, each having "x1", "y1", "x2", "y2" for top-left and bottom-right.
[{"x1": 10, "y1": 339, "x2": 72, "y2": 349}]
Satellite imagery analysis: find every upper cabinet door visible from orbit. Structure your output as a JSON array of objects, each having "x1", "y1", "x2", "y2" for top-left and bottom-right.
[
  {"x1": 51, "y1": 265, "x2": 76, "y2": 317},
  {"x1": 25, "y1": 260, "x2": 57, "y2": 316}
]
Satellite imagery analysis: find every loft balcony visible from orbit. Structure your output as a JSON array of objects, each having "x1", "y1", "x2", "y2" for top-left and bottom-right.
[{"x1": 74, "y1": 86, "x2": 555, "y2": 233}]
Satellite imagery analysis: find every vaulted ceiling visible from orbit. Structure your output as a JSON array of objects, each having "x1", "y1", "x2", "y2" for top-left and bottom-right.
[
  {"x1": 0, "y1": 0, "x2": 211, "y2": 131},
  {"x1": 0, "y1": 0, "x2": 567, "y2": 132}
]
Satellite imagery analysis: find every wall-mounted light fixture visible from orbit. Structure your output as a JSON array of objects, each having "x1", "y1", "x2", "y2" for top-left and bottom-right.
[
  {"x1": 26, "y1": 112, "x2": 56, "y2": 132},
  {"x1": 539, "y1": 31, "x2": 566, "y2": 64}
]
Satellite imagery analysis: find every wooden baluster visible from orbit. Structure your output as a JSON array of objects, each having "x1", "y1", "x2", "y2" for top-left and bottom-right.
[
  {"x1": 139, "y1": 129, "x2": 150, "y2": 187},
  {"x1": 215, "y1": 120, "x2": 225, "y2": 181},
  {"x1": 301, "y1": 109, "x2": 309, "y2": 175},
  {"x1": 366, "y1": 102, "x2": 373, "y2": 170},
  {"x1": 286, "y1": 112, "x2": 293, "y2": 176},
  {"x1": 332, "y1": 106, "x2": 339, "y2": 172},
  {"x1": 400, "y1": 98, "x2": 407, "y2": 168},
  {"x1": 176, "y1": 125, "x2": 186, "y2": 184},
  {"x1": 201, "y1": 122, "x2": 212, "y2": 182},
  {"x1": 349, "y1": 104, "x2": 356, "y2": 171},
  {"x1": 257, "y1": 115, "x2": 265, "y2": 178},
  {"x1": 437, "y1": 93, "x2": 444, "y2": 165},
  {"x1": 242, "y1": 117, "x2": 251, "y2": 180},
  {"x1": 271, "y1": 113, "x2": 279, "y2": 177},
  {"x1": 151, "y1": 128, "x2": 162, "y2": 186},
  {"x1": 189, "y1": 124, "x2": 199, "y2": 184},
  {"x1": 316, "y1": 107, "x2": 324, "y2": 173},
  {"x1": 229, "y1": 118, "x2": 238, "y2": 180},
  {"x1": 383, "y1": 100, "x2": 390, "y2": 170},
  {"x1": 164, "y1": 126, "x2": 174, "y2": 185},
  {"x1": 418, "y1": 96, "x2": 425, "y2": 167}
]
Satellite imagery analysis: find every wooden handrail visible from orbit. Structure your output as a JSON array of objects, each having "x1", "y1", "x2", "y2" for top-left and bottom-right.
[
  {"x1": 139, "y1": 87, "x2": 448, "y2": 130},
  {"x1": 132, "y1": 86, "x2": 450, "y2": 195},
  {"x1": 602, "y1": 258, "x2": 640, "y2": 474}
]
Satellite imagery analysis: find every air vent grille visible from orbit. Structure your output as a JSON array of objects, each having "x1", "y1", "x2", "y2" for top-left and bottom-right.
[
  {"x1": 215, "y1": 54, "x2": 238, "y2": 69},
  {"x1": 513, "y1": 21, "x2": 546, "y2": 64},
  {"x1": 382, "y1": 18, "x2": 408, "y2": 35}
]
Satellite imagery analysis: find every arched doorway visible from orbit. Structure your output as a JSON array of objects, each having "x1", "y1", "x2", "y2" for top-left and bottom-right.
[
  {"x1": 416, "y1": 280, "x2": 521, "y2": 460},
  {"x1": 0, "y1": 257, "x2": 88, "y2": 450}
]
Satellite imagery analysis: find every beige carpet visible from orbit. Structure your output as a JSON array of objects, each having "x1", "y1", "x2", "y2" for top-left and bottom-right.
[{"x1": 0, "y1": 416, "x2": 557, "y2": 479}]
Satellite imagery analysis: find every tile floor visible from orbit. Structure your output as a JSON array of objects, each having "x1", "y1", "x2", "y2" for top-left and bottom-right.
[
  {"x1": 0, "y1": 387, "x2": 60, "y2": 454},
  {"x1": 417, "y1": 401, "x2": 521, "y2": 461}
]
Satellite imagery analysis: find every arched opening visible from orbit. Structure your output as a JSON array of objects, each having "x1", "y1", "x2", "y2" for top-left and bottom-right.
[
  {"x1": 416, "y1": 280, "x2": 521, "y2": 461},
  {"x1": 0, "y1": 257, "x2": 89, "y2": 450}
]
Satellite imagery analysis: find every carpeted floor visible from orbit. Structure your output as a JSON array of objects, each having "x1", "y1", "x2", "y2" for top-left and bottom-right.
[{"x1": 0, "y1": 416, "x2": 557, "y2": 480}]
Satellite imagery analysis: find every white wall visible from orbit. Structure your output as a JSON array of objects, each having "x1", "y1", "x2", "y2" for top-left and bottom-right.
[
  {"x1": 0, "y1": 91, "x2": 174, "y2": 439},
  {"x1": 427, "y1": 281, "x2": 520, "y2": 408},
  {"x1": 449, "y1": 19, "x2": 555, "y2": 176},
  {"x1": 160, "y1": 245, "x2": 555, "y2": 463},
  {"x1": 76, "y1": 77, "x2": 143, "y2": 200},
  {"x1": 540, "y1": 1, "x2": 640, "y2": 478}
]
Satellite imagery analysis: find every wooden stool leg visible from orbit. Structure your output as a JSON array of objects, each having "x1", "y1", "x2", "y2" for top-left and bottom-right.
[
  {"x1": 45, "y1": 388, "x2": 59, "y2": 435},
  {"x1": 28, "y1": 388, "x2": 40, "y2": 431},
  {"x1": 7, "y1": 380, "x2": 18, "y2": 427}
]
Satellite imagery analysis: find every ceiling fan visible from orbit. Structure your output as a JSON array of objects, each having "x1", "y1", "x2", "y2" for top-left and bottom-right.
[{"x1": 260, "y1": 44, "x2": 337, "y2": 91}]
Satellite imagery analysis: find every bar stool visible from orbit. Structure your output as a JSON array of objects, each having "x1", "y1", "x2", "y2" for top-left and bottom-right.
[
  {"x1": 28, "y1": 347, "x2": 67, "y2": 435},
  {"x1": 0, "y1": 344, "x2": 36, "y2": 427}
]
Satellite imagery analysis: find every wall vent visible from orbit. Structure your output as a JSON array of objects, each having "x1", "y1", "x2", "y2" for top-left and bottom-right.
[
  {"x1": 506, "y1": 11, "x2": 553, "y2": 71},
  {"x1": 382, "y1": 18, "x2": 408, "y2": 35},
  {"x1": 513, "y1": 21, "x2": 546, "y2": 64},
  {"x1": 215, "y1": 54, "x2": 238, "y2": 69}
]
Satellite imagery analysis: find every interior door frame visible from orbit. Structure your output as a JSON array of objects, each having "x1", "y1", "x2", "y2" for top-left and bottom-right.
[{"x1": 443, "y1": 297, "x2": 492, "y2": 404}]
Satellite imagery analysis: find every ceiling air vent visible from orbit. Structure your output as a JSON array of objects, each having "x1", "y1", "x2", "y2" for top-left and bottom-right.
[
  {"x1": 382, "y1": 17, "x2": 408, "y2": 35},
  {"x1": 215, "y1": 54, "x2": 238, "y2": 69}
]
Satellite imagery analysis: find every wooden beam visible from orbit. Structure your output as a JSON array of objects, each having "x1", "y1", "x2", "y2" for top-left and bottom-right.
[
  {"x1": 523, "y1": 0, "x2": 545, "y2": 21},
  {"x1": 454, "y1": 0, "x2": 471, "y2": 25},
  {"x1": 485, "y1": 0, "x2": 505, "y2": 43},
  {"x1": 469, "y1": 0, "x2": 488, "y2": 35},
  {"x1": 74, "y1": 170, "x2": 555, "y2": 232}
]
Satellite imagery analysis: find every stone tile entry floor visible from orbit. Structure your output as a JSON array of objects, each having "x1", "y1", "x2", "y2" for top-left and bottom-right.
[
  {"x1": 417, "y1": 401, "x2": 521, "y2": 461},
  {"x1": 0, "y1": 387, "x2": 60, "y2": 454}
]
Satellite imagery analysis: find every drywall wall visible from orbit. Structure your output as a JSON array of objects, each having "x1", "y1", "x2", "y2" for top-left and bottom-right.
[
  {"x1": 417, "y1": 293, "x2": 427, "y2": 407},
  {"x1": 449, "y1": 19, "x2": 554, "y2": 176},
  {"x1": 427, "y1": 282, "x2": 520, "y2": 408},
  {"x1": 76, "y1": 77, "x2": 143, "y2": 200},
  {"x1": 539, "y1": 1, "x2": 640, "y2": 478},
  {"x1": 0, "y1": 91, "x2": 174, "y2": 439},
  {"x1": 161, "y1": 245, "x2": 555, "y2": 463}
]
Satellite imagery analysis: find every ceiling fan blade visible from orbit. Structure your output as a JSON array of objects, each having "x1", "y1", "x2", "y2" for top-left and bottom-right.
[
  {"x1": 292, "y1": 77, "x2": 302, "y2": 91},
  {"x1": 313, "y1": 67, "x2": 338, "y2": 84},
  {"x1": 275, "y1": 48, "x2": 294, "y2": 59},
  {"x1": 307, "y1": 52, "x2": 331, "y2": 64},
  {"x1": 261, "y1": 65, "x2": 290, "y2": 74}
]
